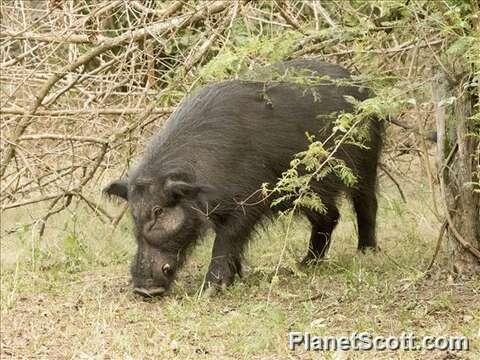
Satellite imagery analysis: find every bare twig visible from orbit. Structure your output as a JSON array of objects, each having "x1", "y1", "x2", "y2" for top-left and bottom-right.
[
  {"x1": 379, "y1": 163, "x2": 406, "y2": 203},
  {"x1": 274, "y1": 1, "x2": 304, "y2": 33},
  {"x1": 305, "y1": 2, "x2": 336, "y2": 29},
  {"x1": 130, "y1": 1, "x2": 183, "y2": 19}
]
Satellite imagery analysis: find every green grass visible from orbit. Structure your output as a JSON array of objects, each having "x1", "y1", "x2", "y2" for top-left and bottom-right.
[{"x1": 1, "y1": 174, "x2": 479, "y2": 359}]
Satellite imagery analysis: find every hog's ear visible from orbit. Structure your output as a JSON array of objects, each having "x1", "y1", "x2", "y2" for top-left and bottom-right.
[
  {"x1": 103, "y1": 179, "x2": 128, "y2": 201},
  {"x1": 164, "y1": 178, "x2": 202, "y2": 202}
]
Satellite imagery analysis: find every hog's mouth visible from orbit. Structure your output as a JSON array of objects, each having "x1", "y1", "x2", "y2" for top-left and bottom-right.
[{"x1": 133, "y1": 286, "x2": 167, "y2": 297}]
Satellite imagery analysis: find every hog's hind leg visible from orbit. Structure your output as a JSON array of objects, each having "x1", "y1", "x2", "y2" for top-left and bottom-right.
[{"x1": 351, "y1": 173, "x2": 378, "y2": 251}]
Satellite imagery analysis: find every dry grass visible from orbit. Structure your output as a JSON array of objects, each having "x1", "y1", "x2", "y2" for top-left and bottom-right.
[{"x1": 1, "y1": 163, "x2": 479, "y2": 359}]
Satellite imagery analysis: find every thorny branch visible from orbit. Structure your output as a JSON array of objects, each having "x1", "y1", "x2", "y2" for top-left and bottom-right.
[{"x1": 0, "y1": 0, "x2": 231, "y2": 234}]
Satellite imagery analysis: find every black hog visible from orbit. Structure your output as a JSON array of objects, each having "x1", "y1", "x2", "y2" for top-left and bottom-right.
[{"x1": 104, "y1": 59, "x2": 383, "y2": 296}]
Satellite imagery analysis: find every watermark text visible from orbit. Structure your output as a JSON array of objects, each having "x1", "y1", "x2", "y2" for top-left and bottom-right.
[{"x1": 288, "y1": 332, "x2": 469, "y2": 351}]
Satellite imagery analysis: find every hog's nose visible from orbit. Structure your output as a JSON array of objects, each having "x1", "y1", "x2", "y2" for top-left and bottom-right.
[{"x1": 134, "y1": 286, "x2": 166, "y2": 297}]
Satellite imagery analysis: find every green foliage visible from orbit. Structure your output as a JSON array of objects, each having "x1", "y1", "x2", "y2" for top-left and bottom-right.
[
  {"x1": 200, "y1": 31, "x2": 300, "y2": 82},
  {"x1": 199, "y1": 48, "x2": 245, "y2": 81},
  {"x1": 63, "y1": 233, "x2": 88, "y2": 273},
  {"x1": 292, "y1": 191, "x2": 327, "y2": 214},
  {"x1": 268, "y1": 111, "x2": 365, "y2": 213}
]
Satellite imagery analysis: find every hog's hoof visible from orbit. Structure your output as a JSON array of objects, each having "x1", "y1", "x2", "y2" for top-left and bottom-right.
[
  {"x1": 357, "y1": 245, "x2": 379, "y2": 254},
  {"x1": 201, "y1": 280, "x2": 231, "y2": 297},
  {"x1": 300, "y1": 254, "x2": 326, "y2": 267},
  {"x1": 203, "y1": 271, "x2": 233, "y2": 293},
  {"x1": 201, "y1": 277, "x2": 230, "y2": 297},
  {"x1": 201, "y1": 285, "x2": 218, "y2": 298},
  {"x1": 202, "y1": 257, "x2": 241, "y2": 295}
]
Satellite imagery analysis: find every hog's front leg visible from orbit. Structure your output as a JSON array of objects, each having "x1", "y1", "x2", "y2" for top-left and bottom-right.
[
  {"x1": 204, "y1": 237, "x2": 243, "y2": 290},
  {"x1": 203, "y1": 215, "x2": 255, "y2": 291}
]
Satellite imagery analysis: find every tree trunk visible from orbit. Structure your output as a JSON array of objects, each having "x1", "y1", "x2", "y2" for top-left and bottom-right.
[{"x1": 434, "y1": 69, "x2": 480, "y2": 274}]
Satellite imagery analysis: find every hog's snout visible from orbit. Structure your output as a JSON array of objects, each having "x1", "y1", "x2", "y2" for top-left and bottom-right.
[
  {"x1": 131, "y1": 246, "x2": 177, "y2": 297},
  {"x1": 132, "y1": 275, "x2": 170, "y2": 297}
]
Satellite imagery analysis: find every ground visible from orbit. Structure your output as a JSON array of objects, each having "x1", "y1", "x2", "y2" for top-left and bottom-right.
[{"x1": 1, "y1": 165, "x2": 479, "y2": 359}]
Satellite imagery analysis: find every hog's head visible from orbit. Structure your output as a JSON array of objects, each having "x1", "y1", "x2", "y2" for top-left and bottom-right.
[{"x1": 104, "y1": 172, "x2": 207, "y2": 297}]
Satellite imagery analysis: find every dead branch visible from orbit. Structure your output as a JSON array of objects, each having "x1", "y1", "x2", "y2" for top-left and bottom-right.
[
  {"x1": 184, "y1": 3, "x2": 241, "y2": 72},
  {"x1": 274, "y1": 1, "x2": 304, "y2": 33},
  {"x1": 0, "y1": 1, "x2": 229, "y2": 178},
  {"x1": 2, "y1": 192, "x2": 67, "y2": 211},
  {"x1": 425, "y1": 219, "x2": 448, "y2": 272},
  {"x1": 1, "y1": 44, "x2": 42, "y2": 67},
  {"x1": 17, "y1": 134, "x2": 108, "y2": 144},
  {"x1": 443, "y1": 198, "x2": 480, "y2": 261},
  {"x1": 323, "y1": 38, "x2": 444, "y2": 56},
  {"x1": 130, "y1": 1, "x2": 183, "y2": 19},
  {"x1": 379, "y1": 163, "x2": 406, "y2": 203},
  {"x1": 0, "y1": 107, "x2": 174, "y2": 116},
  {"x1": 1, "y1": 30, "x2": 107, "y2": 44},
  {"x1": 81, "y1": 0, "x2": 124, "y2": 29},
  {"x1": 305, "y1": 2, "x2": 337, "y2": 29},
  {"x1": 38, "y1": 195, "x2": 72, "y2": 237},
  {"x1": 75, "y1": 193, "x2": 114, "y2": 223},
  {"x1": 42, "y1": 67, "x2": 87, "y2": 106}
]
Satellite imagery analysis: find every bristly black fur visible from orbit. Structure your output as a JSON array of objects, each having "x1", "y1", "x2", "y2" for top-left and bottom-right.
[{"x1": 105, "y1": 59, "x2": 384, "y2": 294}]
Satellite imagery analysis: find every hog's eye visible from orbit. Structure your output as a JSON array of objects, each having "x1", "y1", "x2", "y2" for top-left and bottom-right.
[
  {"x1": 152, "y1": 206, "x2": 164, "y2": 218},
  {"x1": 162, "y1": 263, "x2": 173, "y2": 277}
]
